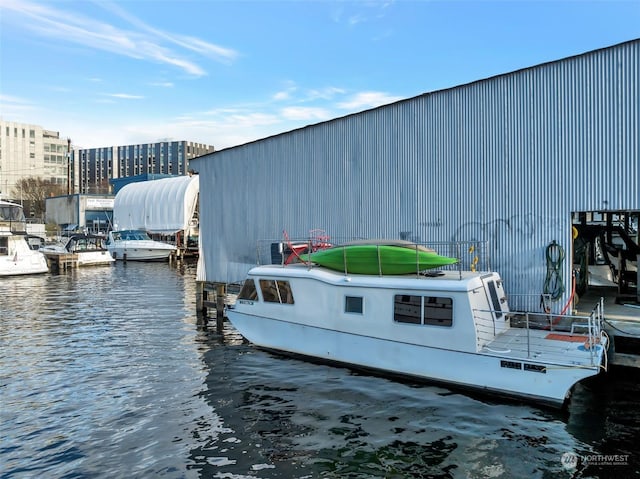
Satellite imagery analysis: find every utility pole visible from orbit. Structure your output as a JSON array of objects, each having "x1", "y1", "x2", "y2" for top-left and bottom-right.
[{"x1": 67, "y1": 138, "x2": 71, "y2": 195}]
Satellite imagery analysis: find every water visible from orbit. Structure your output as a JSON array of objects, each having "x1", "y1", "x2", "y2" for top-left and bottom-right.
[{"x1": 1, "y1": 263, "x2": 639, "y2": 479}]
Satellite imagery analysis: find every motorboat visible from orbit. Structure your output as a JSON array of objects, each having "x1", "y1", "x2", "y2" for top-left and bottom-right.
[
  {"x1": 41, "y1": 234, "x2": 114, "y2": 267},
  {"x1": 227, "y1": 241, "x2": 609, "y2": 408},
  {"x1": 106, "y1": 230, "x2": 176, "y2": 261},
  {"x1": 0, "y1": 201, "x2": 49, "y2": 276}
]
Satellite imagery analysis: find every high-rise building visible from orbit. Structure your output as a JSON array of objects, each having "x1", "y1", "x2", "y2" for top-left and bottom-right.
[
  {"x1": 1, "y1": 120, "x2": 215, "y2": 196},
  {"x1": 74, "y1": 141, "x2": 215, "y2": 194},
  {"x1": 0, "y1": 120, "x2": 70, "y2": 199}
]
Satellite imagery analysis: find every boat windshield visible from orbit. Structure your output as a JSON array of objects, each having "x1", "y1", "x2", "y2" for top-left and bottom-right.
[
  {"x1": 0, "y1": 203, "x2": 25, "y2": 222},
  {"x1": 237, "y1": 279, "x2": 258, "y2": 301},
  {"x1": 115, "y1": 230, "x2": 152, "y2": 241}
]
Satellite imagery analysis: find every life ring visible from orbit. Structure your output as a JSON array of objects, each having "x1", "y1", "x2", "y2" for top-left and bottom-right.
[{"x1": 572, "y1": 226, "x2": 578, "y2": 240}]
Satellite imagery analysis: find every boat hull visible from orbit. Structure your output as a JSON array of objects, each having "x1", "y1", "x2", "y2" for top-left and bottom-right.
[
  {"x1": 0, "y1": 234, "x2": 49, "y2": 276},
  {"x1": 107, "y1": 245, "x2": 174, "y2": 261},
  {"x1": 227, "y1": 309, "x2": 602, "y2": 407},
  {"x1": 301, "y1": 244, "x2": 457, "y2": 274},
  {"x1": 0, "y1": 252, "x2": 48, "y2": 276},
  {"x1": 106, "y1": 232, "x2": 176, "y2": 261}
]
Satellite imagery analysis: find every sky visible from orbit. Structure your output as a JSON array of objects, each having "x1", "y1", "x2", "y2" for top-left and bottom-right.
[{"x1": 1, "y1": 0, "x2": 639, "y2": 151}]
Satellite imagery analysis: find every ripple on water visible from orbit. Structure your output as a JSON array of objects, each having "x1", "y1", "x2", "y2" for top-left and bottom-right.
[{"x1": 2, "y1": 262, "x2": 640, "y2": 478}]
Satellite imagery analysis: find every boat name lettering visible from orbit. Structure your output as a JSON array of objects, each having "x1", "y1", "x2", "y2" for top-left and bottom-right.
[
  {"x1": 238, "y1": 299, "x2": 255, "y2": 305},
  {"x1": 523, "y1": 363, "x2": 547, "y2": 373},
  {"x1": 500, "y1": 360, "x2": 522, "y2": 370}
]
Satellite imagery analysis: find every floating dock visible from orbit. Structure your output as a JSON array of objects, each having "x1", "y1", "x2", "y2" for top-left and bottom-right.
[
  {"x1": 43, "y1": 252, "x2": 79, "y2": 271},
  {"x1": 576, "y1": 286, "x2": 640, "y2": 368}
]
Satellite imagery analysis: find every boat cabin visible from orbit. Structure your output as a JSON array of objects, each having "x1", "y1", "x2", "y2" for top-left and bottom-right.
[{"x1": 235, "y1": 265, "x2": 510, "y2": 354}]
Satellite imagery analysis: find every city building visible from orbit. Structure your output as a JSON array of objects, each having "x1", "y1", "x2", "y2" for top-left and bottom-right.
[
  {"x1": 74, "y1": 141, "x2": 214, "y2": 194},
  {"x1": 0, "y1": 120, "x2": 70, "y2": 200}
]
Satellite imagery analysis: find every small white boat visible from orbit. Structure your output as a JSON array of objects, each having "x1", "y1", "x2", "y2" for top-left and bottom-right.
[
  {"x1": 106, "y1": 230, "x2": 176, "y2": 261},
  {"x1": 0, "y1": 201, "x2": 49, "y2": 276},
  {"x1": 227, "y1": 242, "x2": 609, "y2": 408},
  {"x1": 41, "y1": 234, "x2": 114, "y2": 267}
]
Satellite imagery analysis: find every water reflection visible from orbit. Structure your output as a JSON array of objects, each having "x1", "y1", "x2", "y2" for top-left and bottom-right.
[
  {"x1": 1, "y1": 262, "x2": 639, "y2": 478},
  {"x1": 191, "y1": 332, "x2": 592, "y2": 478}
]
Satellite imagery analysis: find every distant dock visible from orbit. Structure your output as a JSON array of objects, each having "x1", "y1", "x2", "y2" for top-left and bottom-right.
[{"x1": 43, "y1": 252, "x2": 79, "y2": 271}]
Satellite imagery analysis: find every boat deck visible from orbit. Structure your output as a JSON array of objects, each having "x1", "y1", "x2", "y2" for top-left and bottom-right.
[{"x1": 480, "y1": 327, "x2": 604, "y2": 368}]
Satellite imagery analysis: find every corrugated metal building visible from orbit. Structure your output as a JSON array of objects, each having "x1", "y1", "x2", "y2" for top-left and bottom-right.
[{"x1": 191, "y1": 39, "x2": 639, "y2": 310}]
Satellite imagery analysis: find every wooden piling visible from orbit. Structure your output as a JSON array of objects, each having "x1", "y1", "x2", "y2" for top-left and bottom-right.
[
  {"x1": 196, "y1": 281, "x2": 226, "y2": 331},
  {"x1": 216, "y1": 283, "x2": 225, "y2": 332}
]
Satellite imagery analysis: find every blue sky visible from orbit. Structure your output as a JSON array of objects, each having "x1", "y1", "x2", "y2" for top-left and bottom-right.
[{"x1": 1, "y1": 0, "x2": 638, "y2": 151}]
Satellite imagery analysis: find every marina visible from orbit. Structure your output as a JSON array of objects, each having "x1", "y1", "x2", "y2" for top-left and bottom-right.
[
  {"x1": 2, "y1": 261, "x2": 639, "y2": 478},
  {"x1": 0, "y1": 37, "x2": 638, "y2": 478}
]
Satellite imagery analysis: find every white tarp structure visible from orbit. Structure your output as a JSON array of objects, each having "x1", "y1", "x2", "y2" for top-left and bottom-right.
[{"x1": 113, "y1": 175, "x2": 199, "y2": 234}]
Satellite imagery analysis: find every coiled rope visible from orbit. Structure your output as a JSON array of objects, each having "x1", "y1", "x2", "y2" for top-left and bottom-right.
[{"x1": 543, "y1": 240, "x2": 565, "y2": 301}]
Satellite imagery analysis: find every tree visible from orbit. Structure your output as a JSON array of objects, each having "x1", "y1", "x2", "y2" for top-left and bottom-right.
[{"x1": 11, "y1": 176, "x2": 66, "y2": 219}]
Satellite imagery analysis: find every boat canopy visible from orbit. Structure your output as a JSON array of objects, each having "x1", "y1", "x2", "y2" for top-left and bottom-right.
[{"x1": 113, "y1": 175, "x2": 199, "y2": 234}]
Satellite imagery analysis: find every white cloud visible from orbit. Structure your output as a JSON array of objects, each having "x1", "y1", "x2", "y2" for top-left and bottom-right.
[
  {"x1": 149, "y1": 82, "x2": 174, "y2": 88},
  {"x1": 305, "y1": 87, "x2": 346, "y2": 101},
  {"x1": 104, "y1": 93, "x2": 145, "y2": 100},
  {"x1": 273, "y1": 91, "x2": 290, "y2": 101},
  {"x1": 280, "y1": 106, "x2": 331, "y2": 121},
  {"x1": 0, "y1": 94, "x2": 37, "y2": 119},
  {"x1": 337, "y1": 91, "x2": 403, "y2": 110},
  {"x1": 1, "y1": 0, "x2": 238, "y2": 77}
]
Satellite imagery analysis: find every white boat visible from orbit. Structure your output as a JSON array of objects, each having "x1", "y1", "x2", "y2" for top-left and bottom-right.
[
  {"x1": 0, "y1": 201, "x2": 49, "y2": 276},
  {"x1": 41, "y1": 234, "x2": 115, "y2": 266},
  {"x1": 227, "y1": 245, "x2": 609, "y2": 408},
  {"x1": 106, "y1": 230, "x2": 176, "y2": 261}
]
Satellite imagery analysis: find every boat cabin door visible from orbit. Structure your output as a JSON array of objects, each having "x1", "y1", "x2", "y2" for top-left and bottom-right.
[{"x1": 480, "y1": 274, "x2": 510, "y2": 335}]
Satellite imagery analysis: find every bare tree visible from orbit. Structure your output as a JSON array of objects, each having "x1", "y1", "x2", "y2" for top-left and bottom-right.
[{"x1": 11, "y1": 176, "x2": 66, "y2": 219}]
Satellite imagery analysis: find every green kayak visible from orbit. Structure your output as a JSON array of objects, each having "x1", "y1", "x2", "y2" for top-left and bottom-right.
[{"x1": 299, "y1": 243, "x2": 458, "y2": 275}]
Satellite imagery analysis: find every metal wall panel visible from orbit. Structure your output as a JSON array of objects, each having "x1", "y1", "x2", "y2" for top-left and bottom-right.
[{"x1": 193, "y1": 40, "x2": 639, "y2": 310}]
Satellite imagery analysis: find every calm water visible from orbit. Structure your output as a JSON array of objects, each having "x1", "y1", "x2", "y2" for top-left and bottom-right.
[{"x1": 1, "y1": 262, "x2": 639, "y2": 479}]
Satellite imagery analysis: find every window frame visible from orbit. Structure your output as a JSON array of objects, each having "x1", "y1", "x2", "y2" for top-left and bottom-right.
[
  {"x1": 258, "y1": 279, "x2": 295, "y2": 305},
  {"x1": 393, "y1": 294, "x2": 453, "y2": 327},
  {"x1": 344, "y1": 295, "x2": 364, "y2": 314}
]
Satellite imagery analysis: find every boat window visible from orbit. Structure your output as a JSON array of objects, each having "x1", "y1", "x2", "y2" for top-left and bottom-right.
[
  {"x1": 423, "y1": 297, "x2": 453, "y2": 326},
  {"x1": 393, "y1": 295, "x2": 422, "y2": 324},
  {"x1": 259, "y1": 279, "x2": 295, "y2": 304},
  {"x1": 394, "y1": 295, "x2": 453, "y2": 327},
  {"x1": 345, "y1": 296, "x2": 363, "y2": 314},
  {"x1": 0, "y1": 237, "x2": 7, "y2": 256},
  {"x1": 486, "y1": 281, "x2": 503, "y2": 319},
  {"x1": 238, "y1": 279, "x2": 258, "y2": 301}
]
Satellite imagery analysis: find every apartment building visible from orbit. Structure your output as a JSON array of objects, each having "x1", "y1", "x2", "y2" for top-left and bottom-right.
[
  {"x1": 75, "y1": 141, "x2": 215, "y2": 194},
  {"x1": 0, "y1": 120, "x2": 70, "y2": 199}
]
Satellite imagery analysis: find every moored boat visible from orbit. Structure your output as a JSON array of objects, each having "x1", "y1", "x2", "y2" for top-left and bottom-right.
[
  {"x1": 41, "y1": 234, "x2": 114, "y2": 267},
  {"x1": 0, "y1": 201, "x2": 49, "y2": 276},
  {"x1": 227, "y1": 241, "x2": 609, "y2": 408},
  {"x1": 106, "y1": 230, "x2": 176, "y2": 261}
]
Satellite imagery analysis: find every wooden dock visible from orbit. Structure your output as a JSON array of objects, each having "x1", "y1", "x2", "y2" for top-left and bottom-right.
[
  {"x1": 195, "y1": 281, "x2": 241, "y2": 331},
  {"x1": 43, "y1": 252, "x2": 79, "y2": 271}
]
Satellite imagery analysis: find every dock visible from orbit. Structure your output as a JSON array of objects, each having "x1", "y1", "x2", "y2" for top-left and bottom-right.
[
  {"x1": 575, "y1": 286, "x2": 640, "y2": 368},
  {"x1": 43, "y1": 252, "x2": 79, "y2": 271}
]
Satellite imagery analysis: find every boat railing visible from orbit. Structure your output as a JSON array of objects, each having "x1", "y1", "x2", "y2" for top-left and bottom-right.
[
  {"x1": 256, "y1": 235, "x2": 490, "y2": 277},
  {"x1": 474, "y1": 298, "x2": 606, "y2": 367}
]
